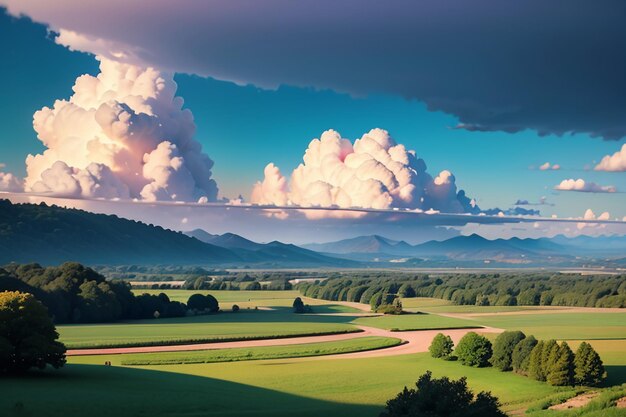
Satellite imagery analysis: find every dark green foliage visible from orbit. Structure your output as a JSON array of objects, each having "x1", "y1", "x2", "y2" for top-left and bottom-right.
[
  {"x1": 0, "y1": 262, "x2": 188, "y2": 322},
  {"x1": 370, "y1": 292, "x2": 384, "y2": 311},
  {"x1": 0, "y1": 291, "x2": 66, "y2": 373},
  {"x1": 232, "y1": 304, "x2": 240, "y2": 312},
  {"x1": 542, "y1": 340, "x2": 560, "y2": 379},
  {"x1": 455, "y1": 332, "x2": 493, "y2": 367},
  {"x1": 491, "y1": 331, "x2": 526, "y2": 371},
  {"x1": 528, "y1": 340, "x2": 545, "y2": 381},
  {"x1": 511, "y1": 335, "x2": 537, "y2": 374},
  {"x1": 377, "y1": 298, "x2": 404, "y2": 314},
  {"x1": 380, "y1": 371, "x2": 506, "y2": 417},
  {"x1": 429, "y1": 333, "x2": 454, "y2": 359},
  {"x1": 293, "y1": 297, "x2": 305, "y2": 314},
  {"x1": 187, "y1": 294, "x2": 219, "y2": 312},
  {"x1": 297, "y1": 271, "x2": 626, "y2": 308},
  {"x1": 546, "y1": 342, "x2": 574, "y2": 386},
  {"x1": 574, "y1": 342, "x2": 605, "y2": 386}
]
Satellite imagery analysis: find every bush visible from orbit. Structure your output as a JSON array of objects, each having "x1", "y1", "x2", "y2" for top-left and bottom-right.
[
  {"x1": 491, "y1": 331, "x2": 526, "y2": 371},
  {"x1": 429, "y1": 333, "x2": 454, "y2": 359},
  {"x1": 0, "y1": 291, "x2": 66, "y2": 373},
  {"x1": 574, "y1": 342, "x2": 605, "y2": 386},
  {"x1": 455, "y1": 332, "x2": 493, "y2": 367},
  {"x1": 187, "y1": 293, "x2": 219, "y2": 312},
  {"x1": 232, "y1": 304, "x2": 240, "y2": 312},
  {"x1": 380, "y1": 371, "x2": 506, "y2": 417},
  {"x1": 511, "y1": 335, "x2": 537, "y2": 374},
  {"x1": 293, "y1": 297, "x2": 305, "y2": 313}
]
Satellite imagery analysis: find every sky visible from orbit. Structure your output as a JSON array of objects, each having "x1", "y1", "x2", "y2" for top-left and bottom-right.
[{"x1": 0, "y1": 3, "x2": 624, "y2": 242}]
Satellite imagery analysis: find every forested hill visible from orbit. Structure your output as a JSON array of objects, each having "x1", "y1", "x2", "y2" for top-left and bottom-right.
[{"x1": 0, "y1": 199, "x2": 239, "y2": 265}]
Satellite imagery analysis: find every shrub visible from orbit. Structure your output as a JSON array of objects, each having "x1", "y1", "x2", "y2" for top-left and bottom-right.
[
  {"x1": 293, "y1": 297, "x2": 305, "y2": 313},
  {"x1": 491, "y1": 331, "x2": 526, "y2": 371},
  {"x1": 187, "y1": 294, "x2": 219, "y2": 312},
  {"x1": 574, "y1": 342, "x2": 605, "y2": 386},
  {"x1": 512, "y1": 335, "x2": 537, "y2": 374},
  {"x1": 232, "y1": 304, "x2": 240, "y2": 312},
  {"x1": 380, "y1": 371, "x2": 506, "y2": 417},
  {"x1": 455, "y1": 332, "x2": 493, "y2": 367},
  {"x1": 429, "y1": 333, "x2": 454, "y2": 359},
  {"x1": 0, "y1": 291, "x2": 66, "y2": 373}
]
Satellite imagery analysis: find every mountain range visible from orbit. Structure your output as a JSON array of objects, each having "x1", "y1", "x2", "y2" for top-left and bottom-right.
[
  {"x1": 0, "y1": 200, "x2": 352, "y2": 267},
  {"x1": 303, "y1": 233, "x2": 626, "y2": 264}
]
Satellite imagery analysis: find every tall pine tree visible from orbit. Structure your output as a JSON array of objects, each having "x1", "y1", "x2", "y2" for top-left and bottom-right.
[
  {"x1": 574, "y1": 342, "x2": 605, "y2": 387},
  {"x1": 528, "y1": 340, "x2": 545, "y2": 381},
  {"x1": 547, "y1": 342, "x2": 574, "y2": 386}
]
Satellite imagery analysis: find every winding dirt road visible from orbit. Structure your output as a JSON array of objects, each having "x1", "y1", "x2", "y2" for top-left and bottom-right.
[{"x1": 66, "y1": 325, "x2": 502, "y2": 358}]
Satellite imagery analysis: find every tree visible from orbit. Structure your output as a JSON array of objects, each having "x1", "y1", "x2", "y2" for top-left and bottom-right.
[
  {"x1": 293, "y1": 297, "x2": 305, "y2": 313},
  {"x1": 429, "y1": 333, "x2": 454, "y2": 359},
  {"x1": 398, "y1": 283, "x2": 416, "y2": 298},
  {"x1": 380, "y1": 371, "x2": 506, "y2": 417},
  {"x1": 547, "y1": 342, "x2": 574, "y2": 386},
  {"x1": 542, "y1": 340, "x2": 560, "y2": 379},
  {"x1": 574, "y1": 342, "x2": 605, "y2": 386},
  {"x1": 0, "y1": 291, "x2": 66, "y2": 373},
  {"x1": 455, "y1": 332, "x2": 493, "y2": 367},
  {"x1": 512, "y1": 335, "x2": 537, "y2": 374},
  {"x1": 232, "y1": 304, "x2": 240, "y2": 312},
  {"x1": 528, "y1": 340, "x2": 546, "y2": 381},
  {"x1": 491, "y1": 331, "x2": 526, "y2": 371},
  {"x1": 187, "y1": 294, "x2": 219, "y2": 312}
]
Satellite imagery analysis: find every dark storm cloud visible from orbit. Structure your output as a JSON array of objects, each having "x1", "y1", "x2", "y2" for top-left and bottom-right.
[{"x1": 5, "y1": 0, "x2": 626, "y2": 139}]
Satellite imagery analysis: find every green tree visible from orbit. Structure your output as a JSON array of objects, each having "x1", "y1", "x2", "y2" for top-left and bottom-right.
[
  {"x1": 429, "y1": 333, "x2": 454, "y2": 359},
  {"x1": 574, "y1": 342, "x2": 605, "y2": 386},
  {"x1": 528, "y1": 340, "x2": 545, "y2": 381},
  {"x1": 187, "y1": 294, "x2": 219, "y2": 312},
  {"x1": 0, "y1": 291, "x2": 66, "y2": 373},
  {"x1": 546, "y1": 342, "x2": 574, "y2": 386},
  {"x1": 542, "y1": 340, "x2": 560, "y2": 378},
  {"x1": 511, "y1": 335, "x2": 537, "y2": 374},
  {"x1": 398, "y1": 283, "x2": 416, "y2": 298},
  {"x1": 490, "y1": 331, "x2": 526, "y2": 371},
  {"x1": 293, "y1": 297, "x2": 305, "y2": 314},
  {"x1": 455, "y1": 332, "x2": 493, "y2": 367},
  {"x1": 380, "y1": 371, "x2": 506, "y2": 417}
]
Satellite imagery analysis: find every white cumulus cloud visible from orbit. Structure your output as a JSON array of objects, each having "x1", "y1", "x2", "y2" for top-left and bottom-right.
[
  {"x1": 554, "y1": 178, "x2": 616, "y2": 193},
  {"x1": 251, "y1": 129, "x2": 477, "y2": 218},
  {"x1": 0, "y1": 171, "x2": 23, "y2": 192},
  {"x1": 24, "y1": 57, "x2": 218, "y2": 202},
  {"x1": 594, "y1": 144, "x2": 626, "y2": 171},
  {"x1": 538, "y1": 162, "x2": 560, "y2": 170}
]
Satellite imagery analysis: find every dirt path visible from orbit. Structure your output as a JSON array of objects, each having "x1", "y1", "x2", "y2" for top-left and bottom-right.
[
  {"x1": 549, "y1": 392, "x2": 599, "y2": 410},
  {"x1": 66, "y1": 325, "x2": 502, "y2": 358}
]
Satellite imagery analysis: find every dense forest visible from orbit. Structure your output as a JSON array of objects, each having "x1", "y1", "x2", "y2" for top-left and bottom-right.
[
  {"x1": 0, "y1": 262, "x2": 202, "y2": 323},
  {"x1": 297, "y1": 272, "x2": 626, "y2": 309}
]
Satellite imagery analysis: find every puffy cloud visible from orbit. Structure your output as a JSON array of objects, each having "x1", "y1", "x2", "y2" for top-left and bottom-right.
[
  {"x1": 0, "y1": 171, "x2": 23, "y2": 192},
  {"x1": 554, "y1": 178, "x2": 616, "y2": 193},
  {"x1": 251, "y1": 129, "x2": 477, "y2": 218},
  {"x1": 577, "y1": 208, "x2": 611, "y2": 230},
  {"x1": 595, "y1": 144, "x2": 626, "y2": 171},
  {"x1": 24, "y1": 57, "x2": 218, "y2": 202},
  {"x1": 5, "y1": 0, "x2": 626, "y2": 140},
  {"x1": 538, "y1": 162, "x2": 560, "y2": 171}
]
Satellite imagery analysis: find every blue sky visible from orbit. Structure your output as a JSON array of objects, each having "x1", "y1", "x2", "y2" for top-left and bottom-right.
[{"x1": 0, "y1": 7, "x2": 624, "y2": 226}]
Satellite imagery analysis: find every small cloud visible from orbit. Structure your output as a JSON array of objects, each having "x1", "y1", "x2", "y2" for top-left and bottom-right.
[
  {"x1": 554, "y1": 178, "x2": 617, "y2": 193},
  {"x1": 594, "y1": 143, "x2": 626, "y2": 171},
  {"x1": 181, "y1": 217, "x2": 188, "y2": 224},
  {"x1": 538, "y1": 162, "x2": 560, "y2": 171}
]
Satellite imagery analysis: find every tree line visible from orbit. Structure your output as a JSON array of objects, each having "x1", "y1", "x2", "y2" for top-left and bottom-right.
[
  {"x1": 0, "y1": 262, "x2": 221, "y2": 323},
  {"x1": 429, "y1": 331, "x2": 605, "y2": 387},
  {"x1": 297, "y1": 272, "x2": 626, "y2": 308}
]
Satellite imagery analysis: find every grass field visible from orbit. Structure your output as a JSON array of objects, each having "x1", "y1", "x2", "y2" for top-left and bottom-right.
[
  {"x1": 352, "y1": 313, "x2": 478, "y2": 331},
  {"x1": 464, "y1": 312, "x2": 626, "y2": 340},
  {"x1": 58, "y1": 309, "x2": 361, "y2": 348},
  {"x1": 1, "y1": 353, "x2": 569, "y2": 417},
  {"x1": 68, "y1": 336, "x2": 402, "y2": 365}
]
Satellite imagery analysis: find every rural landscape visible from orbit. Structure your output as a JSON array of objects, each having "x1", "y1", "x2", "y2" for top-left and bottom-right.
[{"x1": 1, "y1": 1, "x2": 626, "y2": 417}]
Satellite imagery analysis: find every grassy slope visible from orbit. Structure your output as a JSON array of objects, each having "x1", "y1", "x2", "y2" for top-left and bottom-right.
[
  {"x1": 0, "y1": 353, "x2": 567, "y2": 417},
  {"x1": 353, "y1": 314, "x2": 477, "y2": 331},
  {"x1": 68, "y1": 337, "x2": 402, "y2": 365}
]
